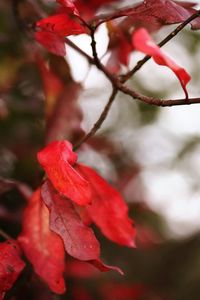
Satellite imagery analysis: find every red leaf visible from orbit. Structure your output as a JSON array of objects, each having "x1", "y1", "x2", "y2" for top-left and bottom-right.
[
  {"x1": 75, "y1": 164, "x2": 136, "y2": 247},
  {"x1": 36, "y1": 13, "x2": 85, "y2": 37},
  {"x1": 132, "y1": 28, "x2": 191, "y2": 99},
  {"x1": 0, "y1": 240, "x2": 25, "y2": 300},
  {"x1": 37, "y1": 141, "x2": 91, "y2": 206},
  {"x1": 18, "y1": 188, "x2": 66, "y2": 294},
  {"x1": 41, "y1": 180, "x2": 100, "y2": 261},
  {"x1": 106, "y1": 22, "x2": 133, "y2": 72},
  {"x1": 35, "y1": 12, "x2": 85, "y2": 55},
  {"x1": 35, "y1": 31, "x2": 66, "y2": 56}
]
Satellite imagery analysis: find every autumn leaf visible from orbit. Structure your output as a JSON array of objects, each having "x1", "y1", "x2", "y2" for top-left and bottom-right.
[
  {"x1": 37, "y1": 140, "x2": 91, "y2": 206},
  {"x1": 132, "y1": 27, "x2": 191, "y2": 99},
  {"x1": 41, "y1": 180, "x2": 100, "y2": 261},
  {"x1": 35, "y1": 12, "x2": 85, "y2": 56},
  {"x1": 37, "y1": 140, "x2": 135, "y2": 247},
  {"x1": 111, "y1": 0, "x2": 200, "y2": 30},
  {"x1": 0, "y1": 240, "x2": 25, "y2": 300},
  {"x1": 137, "y1": 0, "x2": 200, "y2": 30},
  {"x1": 75, "y1": 163, "x2": 136, "y2": 247},
  {"x1": 35, "y1": 13, "x2": 85, "y2": 37},
  {"x1": 18, "y1": 188, "x2": 66, "y2": 294},
  {"x1": 106, "y1": 22, "x2": 133, "y2": 71}
]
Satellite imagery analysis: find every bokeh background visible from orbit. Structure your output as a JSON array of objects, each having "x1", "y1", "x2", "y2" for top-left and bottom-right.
[{"x1": 1, "y1": 0, "x2": 200, "y2": 299}]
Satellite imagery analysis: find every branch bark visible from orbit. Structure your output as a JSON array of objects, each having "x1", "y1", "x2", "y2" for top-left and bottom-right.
[{"x1": 74, "y1": 10, "x2": 200, "y2": 149}]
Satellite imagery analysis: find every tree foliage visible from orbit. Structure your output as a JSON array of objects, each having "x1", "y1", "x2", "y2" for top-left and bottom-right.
[{"x1": 1, "y1": 0, "x2": 200, "y2": 299}]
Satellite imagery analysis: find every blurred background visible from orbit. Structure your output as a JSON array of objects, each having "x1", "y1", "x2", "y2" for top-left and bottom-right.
[{"x1": 1, "y1": 0, "x2": 200, "y2": 299}]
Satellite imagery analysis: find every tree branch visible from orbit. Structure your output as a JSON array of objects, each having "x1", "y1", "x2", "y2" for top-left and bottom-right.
[
  {"x1": 65, "y1": 38, "x2": 94, "y2": 65},
  {"x1": 116, "y1": 83, "x2": 200, "y2": 107},
  {"x1": 75, "y1": 10, "x2": 200, "y2": 149},
  {"x1": 74, "y1": 88, "x2": 118, "y2": 150}
]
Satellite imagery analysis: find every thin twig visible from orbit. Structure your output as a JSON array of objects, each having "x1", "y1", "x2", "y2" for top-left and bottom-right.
[
  {"x1": 90, "y1": 28, "x2": 117, "y2": 84},
  {"x1": 121, "y1": 9, "x2": 200, "y2": 82},
  {"x1": 65, "y1": 38, "x2": 94, "y2": 64},
  {"x1": 73, "y1": 30, "x2": 119, "y2": 149},
  {"x1": 74, "y1": 88, "x2": 118, "y2": 149},
  {"x1": 0, "y1": 229, "x2": 12, "y2": 240},
  {"x1": 116, "y1": 83, "x2": 200, "y2": 107}
]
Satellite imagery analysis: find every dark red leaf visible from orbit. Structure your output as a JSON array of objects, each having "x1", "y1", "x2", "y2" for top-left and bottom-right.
[
  {"x1": 139, "y1": 0, "x2": 200, "y2": 30},
  {"x1": 75, "y1": 164, "x2": 136, "y2": 247},
  {"x1": 115, "y1": 0, "x2": 200, "y2": 30},
  {"x1": 18, "y1": 188, "x2": 66, "y2": 294},
  {"x1": 106, "y1": 22, "x2": 133, "y2": 71},
  {"x1": 97, "y1": 0, "x2": 200, "y2": 30},
  {"x1": 37, "y1": 56, "x2": 64, "y2": 119},
  {"x1": 41, "y1": 180, "x2": 100, "y2": 261},
  {"x1": 0, "y1": 240, "x2": 25, "y2": 300},
  {"x1": 37, "y1": 140, "x2": 91, "y2": 206},
  {"x1": 132, "y1": 28, "x2": 191, "y2": 99},
  {"x1": 38, "y1": 56, "x2": 84, "y2": 143}
]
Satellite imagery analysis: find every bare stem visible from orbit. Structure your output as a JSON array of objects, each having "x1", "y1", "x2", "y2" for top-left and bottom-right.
[
  {"x1": 65, "y1": 38, "x2": 94, "y2": 65},
  {"x1": 0, "y1": 229, "x2": 12, "y2": 240},
  {"x1": 74, "y1": 88, "x2": 118, "y2": 150},
  {"x1": 117, "y1": 83, "x2": 200, "y2": 107}
]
